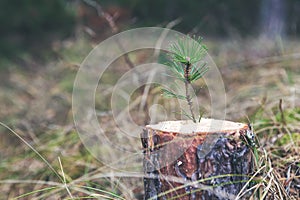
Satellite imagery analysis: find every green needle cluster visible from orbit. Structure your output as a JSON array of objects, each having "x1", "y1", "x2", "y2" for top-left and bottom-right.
[{"x1": 162, "y1": 36, "x2": 209, "y2": 123}]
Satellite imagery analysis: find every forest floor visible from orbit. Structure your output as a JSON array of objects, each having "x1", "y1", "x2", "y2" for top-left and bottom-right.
[{"x1": 0, "y1": 33, "x2": 299, "y2": 199}]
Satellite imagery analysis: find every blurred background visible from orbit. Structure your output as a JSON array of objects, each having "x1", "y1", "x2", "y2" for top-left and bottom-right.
[
  {"x1": 1, "y1": 0, "x2": 300, "y2": 64},
  {"x1": 0, "y1": 0, "x2": 299, "y2": 199}
]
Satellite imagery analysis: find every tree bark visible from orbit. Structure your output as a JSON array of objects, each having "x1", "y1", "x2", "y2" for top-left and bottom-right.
[{"x1": 141, "y1": 119, "x2": 253, "y2": 200}]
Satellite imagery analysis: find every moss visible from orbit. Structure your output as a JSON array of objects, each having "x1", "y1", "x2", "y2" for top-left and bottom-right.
[
  {"x1": 276, "y1": 132, "x2": 300, "y2": 146},
  {"x1": 58, "y1": 72, "x2": 77, "y2": 93}
]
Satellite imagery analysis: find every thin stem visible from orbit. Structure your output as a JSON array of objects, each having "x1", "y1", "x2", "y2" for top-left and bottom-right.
[{"x1": 184, "y1": 63, "x2": 196, "y2": 123}]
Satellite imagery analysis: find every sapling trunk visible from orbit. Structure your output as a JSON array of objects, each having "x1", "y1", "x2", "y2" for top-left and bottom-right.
[{"x1": 184, "y1": 62, "x2": 196, "y2": 123}]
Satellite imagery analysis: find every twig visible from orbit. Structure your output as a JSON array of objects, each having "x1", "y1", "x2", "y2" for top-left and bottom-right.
[
  {"x1": 279, "y1": 99, "x2": 286, "y2": 125},
  {"x1": 139, "y1": 19, "x2": 181, "y2": 112},
  {"x1": 82, "y1": 0, "x2": 118, "y2": 33},
  {"x1": 81, "y1": 0, "x2": 135, "y2": 69},
  {"x1": 81, "y1": 0, "x2": 149, "y2": 123}
]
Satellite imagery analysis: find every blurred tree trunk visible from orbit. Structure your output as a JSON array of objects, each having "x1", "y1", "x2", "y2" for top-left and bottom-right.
[{"x1": 260, "y1": 0, "x2": 286, "y2": 38}]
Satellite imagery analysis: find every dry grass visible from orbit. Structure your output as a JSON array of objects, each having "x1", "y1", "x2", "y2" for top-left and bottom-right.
[{"x1": 0, "y1": 35, "x2": 299, "y2": 199}]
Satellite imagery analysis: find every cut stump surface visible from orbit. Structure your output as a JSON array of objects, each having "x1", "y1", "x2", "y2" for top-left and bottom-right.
[{"x1": 141, "y1": 118, "x2": 253, "y2": 200}]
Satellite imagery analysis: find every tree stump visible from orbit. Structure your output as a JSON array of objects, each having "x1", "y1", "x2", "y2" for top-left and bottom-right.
[{"x1": 141, "y1": 119, "x2": 253, "y2": 200}]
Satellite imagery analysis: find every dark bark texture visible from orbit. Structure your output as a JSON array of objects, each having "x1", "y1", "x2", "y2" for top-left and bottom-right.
[{"x1": 141, "y1": 123, "x2": 253, "y2": 200}]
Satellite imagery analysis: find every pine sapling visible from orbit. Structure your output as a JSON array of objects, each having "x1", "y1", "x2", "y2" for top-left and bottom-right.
[{"x1": 162, "y1": 36, "x2": 209, "y2": 123}]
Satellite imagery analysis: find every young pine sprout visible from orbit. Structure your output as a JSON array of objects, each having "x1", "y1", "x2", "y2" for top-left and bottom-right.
[{"x1": 162, "y1": 36, "x2": 209, "y2": 123}]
